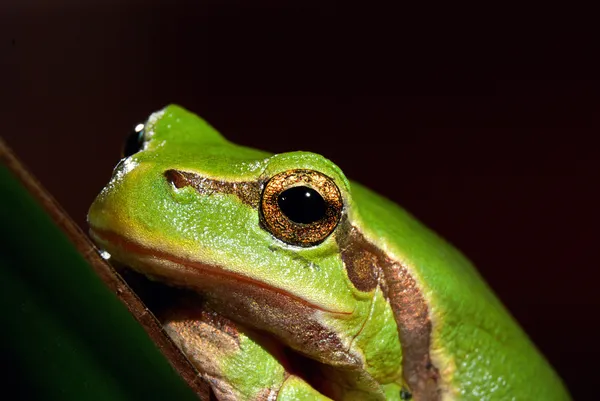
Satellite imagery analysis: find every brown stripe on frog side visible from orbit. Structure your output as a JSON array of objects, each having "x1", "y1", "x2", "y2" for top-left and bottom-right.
[
  {"x1": 336, "y1": 221, "x2": 441, "y2": 401},
  {"x1": 165, "y1": 169, "x2": 262, "y2": 208}
]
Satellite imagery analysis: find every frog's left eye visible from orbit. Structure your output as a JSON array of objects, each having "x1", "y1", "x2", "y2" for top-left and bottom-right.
[
  {"x1": 122, "y1": 123, "x2": 146, "y2": 158},
  {"x1": 261, "y1": 169, "x2": 343, "y2": 247}
]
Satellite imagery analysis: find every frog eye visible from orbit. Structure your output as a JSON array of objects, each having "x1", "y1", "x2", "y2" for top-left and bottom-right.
[
  {"x1": 261, "y1": 169, "x2": 343, "y2": 247},
  {"x1": 122, "y1": 123, "x2": 146, "y2": 158}
]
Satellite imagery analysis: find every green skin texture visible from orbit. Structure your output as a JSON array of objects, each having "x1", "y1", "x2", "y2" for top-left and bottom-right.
[{"x1": 88, "y1": 105, "x2": 570, "y2": 400}]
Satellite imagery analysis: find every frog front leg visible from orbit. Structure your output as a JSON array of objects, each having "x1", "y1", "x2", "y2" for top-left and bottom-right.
[{"x1": 159, "y1": 299, "x2": 332, "y2": 401}]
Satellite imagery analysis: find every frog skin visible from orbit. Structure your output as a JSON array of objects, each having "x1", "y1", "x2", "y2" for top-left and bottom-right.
[{"x1": 88, "y1": 105, "x2": 571, "y2": 401}]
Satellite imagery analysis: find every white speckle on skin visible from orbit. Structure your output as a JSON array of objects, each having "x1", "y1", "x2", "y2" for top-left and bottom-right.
[
  {"x1": 109, "y1": 158, "x2": 139, "y2": 186},
  {"x1": 267, "y1": 389, "x2": 277, "y2": 401},
  {"x1": 145, "y1": 109, "x2": 166, "y2": 139},
  {"x1": 243, "y1": 158, "x2": 270, "y2": 174},
  {"x1": 99, "y1": 250, "x2": 112, "y2": 260},
  {"x1": 121, "y1": 158, "x2": 139, "y2": 175}
]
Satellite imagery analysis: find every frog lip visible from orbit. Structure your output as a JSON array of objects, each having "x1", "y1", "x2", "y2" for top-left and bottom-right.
[{"x1": 89, "y1": 227, "x2": 352, "y2": 316}]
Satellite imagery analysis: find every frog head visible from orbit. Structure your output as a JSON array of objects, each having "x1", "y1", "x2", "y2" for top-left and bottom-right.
[{"x1": 88, "y1": 105, "x2": 387, "y2": 373}]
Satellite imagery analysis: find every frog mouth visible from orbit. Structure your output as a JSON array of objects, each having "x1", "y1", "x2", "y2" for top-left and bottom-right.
[{"x1": 89, "y1": 227, "x2": 351, "y2": 317}]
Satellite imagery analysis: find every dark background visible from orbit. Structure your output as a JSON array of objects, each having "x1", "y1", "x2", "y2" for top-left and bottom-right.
[{"x1": 2, "y1": 1, "x2": 598, "y2": 399}]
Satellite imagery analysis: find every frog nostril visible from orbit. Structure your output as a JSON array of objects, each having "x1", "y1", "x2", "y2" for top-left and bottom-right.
[{"x1": 164, "y1": 170, "x2": 190, "y2": 188}]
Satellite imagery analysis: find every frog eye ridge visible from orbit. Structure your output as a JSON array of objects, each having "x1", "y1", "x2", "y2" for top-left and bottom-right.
[{"x1": 260, "y1": 169, "x2": 343, "y2": 247}]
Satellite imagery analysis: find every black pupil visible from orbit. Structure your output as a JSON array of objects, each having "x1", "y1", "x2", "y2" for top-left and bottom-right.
[
  {"x1": 277, "y1": 186, "x2": 327, "y2": 224},
  {"x1": 123, "y1": 127, "x2": 145, "y2": 158}
]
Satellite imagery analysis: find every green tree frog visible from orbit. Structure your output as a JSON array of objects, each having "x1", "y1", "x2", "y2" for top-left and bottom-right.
[{"x1": 88, "y1": 105, "x2": 570, "y2": 401}]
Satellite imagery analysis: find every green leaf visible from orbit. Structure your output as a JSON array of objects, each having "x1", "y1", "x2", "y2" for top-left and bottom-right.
[{"x1": 0, "y1": 147, "x2": 203, "y2": 401}]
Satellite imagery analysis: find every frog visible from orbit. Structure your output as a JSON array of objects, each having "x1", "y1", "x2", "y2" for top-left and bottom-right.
[{"x1": 88, "y1": 105, "x2": 571, "y2": 401}]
